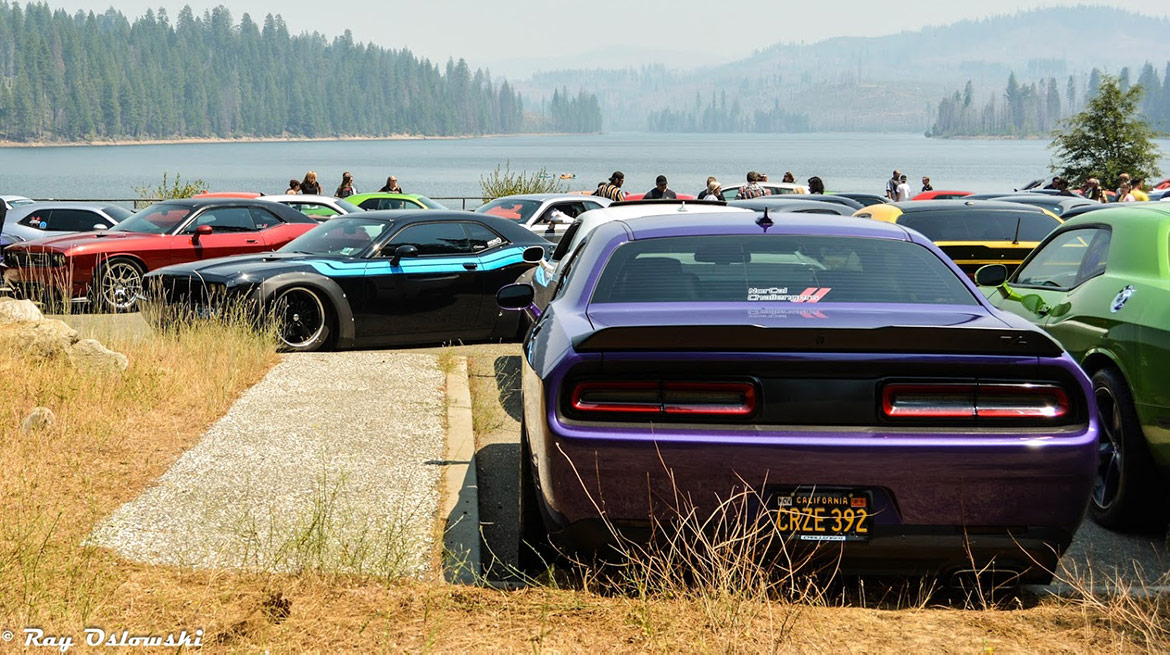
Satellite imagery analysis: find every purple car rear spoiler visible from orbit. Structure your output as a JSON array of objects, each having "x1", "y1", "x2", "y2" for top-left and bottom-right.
[{"x1": 573, "y1": 325, "x2": 1065, "y2": 357}]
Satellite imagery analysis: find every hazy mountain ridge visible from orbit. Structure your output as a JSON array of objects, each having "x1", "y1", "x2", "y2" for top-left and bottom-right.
[{"x1": 517, "y1": 6, "x2": 1170, "y2": 132}]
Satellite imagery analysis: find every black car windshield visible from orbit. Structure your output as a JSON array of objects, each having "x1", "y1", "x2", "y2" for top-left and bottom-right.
[
  {"x1": 102, "y1": 206, "x2": 134, "y2": 222},
  {"x1": 280, "y1": 218, "x2": 396, "y2": 256},
  {"x1": 110, "y1": 203, "x2": 193, "y2": 234},
  {"x1": 476, "y1": 198, "x2": 542, "y2": 222},
  {"x1": 591, "y1": 235, "x2": 977, "y2": 305}
]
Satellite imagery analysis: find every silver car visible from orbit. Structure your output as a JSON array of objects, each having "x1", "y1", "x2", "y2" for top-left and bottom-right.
[
  {"x1": 260, "y1": 194, "x2": 363, "y2": 221},
  {"x1": 2, "y1": 201, "x2": 132, "y2": 242},
  {"x1": 1, "y1": 195, "x2": 35, "y2": 211},
  {"x1": 474, "y1": 193, "x2": 611, "y2": 242}
]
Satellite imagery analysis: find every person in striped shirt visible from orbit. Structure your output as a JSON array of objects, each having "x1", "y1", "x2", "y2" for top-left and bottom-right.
[{"x1": 593, "y1": 171, "x2": 626, "y2": 201}]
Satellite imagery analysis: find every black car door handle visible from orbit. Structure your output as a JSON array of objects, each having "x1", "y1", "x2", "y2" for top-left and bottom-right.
[
  {"x1": 246, "y1": 239, "x2": 259, "y2": 244},
  {"x1": 463, "y1": 262, "x2": 478, "y2": 270}
]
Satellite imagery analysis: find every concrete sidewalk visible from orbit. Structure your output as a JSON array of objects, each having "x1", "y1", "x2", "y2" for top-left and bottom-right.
[{"x1": 90, "y1": 351, "x2": 448, "y2": 578}]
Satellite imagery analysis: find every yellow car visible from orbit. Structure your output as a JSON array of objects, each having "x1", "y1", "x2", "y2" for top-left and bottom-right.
[{"x1": 853, "y1": 200, "x2": 1062, "y2": 277}]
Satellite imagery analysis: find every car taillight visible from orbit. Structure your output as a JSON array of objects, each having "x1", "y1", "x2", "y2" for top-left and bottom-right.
[
  {"x1": 570, "y1": 381, "x2": 757, "y2": 417},
  {"x1": 882, "y1": 383, "x2": 1069, "y2": 420}
]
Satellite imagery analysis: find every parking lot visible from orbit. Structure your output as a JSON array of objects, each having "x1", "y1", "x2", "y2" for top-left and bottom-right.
[{"x1": 59, "y1": 314, "x2": 1168, "y2": 592}]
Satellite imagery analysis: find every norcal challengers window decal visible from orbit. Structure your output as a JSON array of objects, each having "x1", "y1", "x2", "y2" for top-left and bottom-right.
[{"x1": 747, "y1": 287, "x2": 832, "y2": 302}]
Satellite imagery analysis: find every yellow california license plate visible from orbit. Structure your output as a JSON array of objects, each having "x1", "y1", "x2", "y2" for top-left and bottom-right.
[{"x1": 775, "y1": 490, "x2": 872, "y2": 542}]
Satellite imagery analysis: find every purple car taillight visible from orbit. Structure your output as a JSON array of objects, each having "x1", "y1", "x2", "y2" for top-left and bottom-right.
[
  {"x1": 570, "y1": 380, "x2": 758, "y2": 417},
  {"x1": 881, "y1": 382, "x2": 1071, "y2": 421}
]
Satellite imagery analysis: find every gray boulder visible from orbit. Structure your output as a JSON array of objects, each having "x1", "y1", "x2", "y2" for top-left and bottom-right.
[
  {"x1": 0, "y1": 298, "x2": 43, "y2": 324},
  {"x1": 68, "y1": 338, "x2": 130, "y2": 373},
  {"x1": 21, "y1": 406, "x2": 56, "y2": 433}
]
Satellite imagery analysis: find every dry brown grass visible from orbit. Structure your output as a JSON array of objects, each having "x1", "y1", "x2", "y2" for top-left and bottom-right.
[{"x1": 0, "y1": 331, "x2": 1165, "y2": 652}]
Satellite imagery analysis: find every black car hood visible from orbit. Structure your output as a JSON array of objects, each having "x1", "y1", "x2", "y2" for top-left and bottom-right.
[{"x1": 146, "y1": 252, "x2": 359, "y2": 282}]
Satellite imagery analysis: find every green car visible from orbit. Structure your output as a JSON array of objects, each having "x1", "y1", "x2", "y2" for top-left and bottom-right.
[
  {"x1": 345, "y1": 193, "x2": 446, "y2": 211},
  {"x1": 976, "y1": 204, "x2": 1170, "y2": 529}
]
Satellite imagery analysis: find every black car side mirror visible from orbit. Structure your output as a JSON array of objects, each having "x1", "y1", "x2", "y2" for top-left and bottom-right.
[
  {"x1": 390, "y1": 244, "x2": 419, "y2": 265},
  {"x1": 497, "y1": 283, "x2": 535, "y2": 311},
  {"x1": 974, "y1": 264, "x2": 1008, "y2": 287},
  {"x1": 522, "y1": 246, "x2": 545, "y2": 263}
]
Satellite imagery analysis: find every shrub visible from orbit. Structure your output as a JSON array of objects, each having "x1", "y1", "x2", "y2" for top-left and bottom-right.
[{"x1": 479, "y1": 162, "x2": 566, "y2": 200}]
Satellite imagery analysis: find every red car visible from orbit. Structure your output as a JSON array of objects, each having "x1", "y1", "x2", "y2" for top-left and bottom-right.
[
  {"x1": 911, "y1": 190, "x2": 973, "y2": 201},
  {"x1": 3, "y1": 198, "x2": 317, "y2": 311}
]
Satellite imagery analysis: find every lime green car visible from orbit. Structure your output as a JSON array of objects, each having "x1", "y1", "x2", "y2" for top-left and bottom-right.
[
  {"x1": 345, "y1": 193, "x2": 446, "y2": 211},
  {"x1": 976, "y1": 204, "x2": 1170, "y2": 529}
]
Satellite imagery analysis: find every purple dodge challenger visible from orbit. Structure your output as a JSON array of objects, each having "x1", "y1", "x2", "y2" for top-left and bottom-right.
[{"x1": 497, "y1": 211, "x2": 1098, "y2": 584}]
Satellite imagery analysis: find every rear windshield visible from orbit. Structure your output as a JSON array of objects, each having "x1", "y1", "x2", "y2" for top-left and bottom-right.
[
  {"x1": 102, "y1": 206, "x2": 134, "y2": 222},
  {"x1": 591, "y1": 235, "x2": 976, "y2": 305},
  {"x1": 476, "y1": 198, "x2": 541, "y2": 222},
  {"x1": 898, "y1": 210, "x2": 1058, "y2": 242}
]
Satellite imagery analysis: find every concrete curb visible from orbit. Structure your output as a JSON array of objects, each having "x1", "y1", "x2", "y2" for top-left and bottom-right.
[{"x1": 441, "y1": 356, "x2": 481, "y2": 584}]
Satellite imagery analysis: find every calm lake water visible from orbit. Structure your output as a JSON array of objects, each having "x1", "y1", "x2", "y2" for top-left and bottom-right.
[{"x1": 3, "y1": 132, "x2": 1170, "y2": 206}]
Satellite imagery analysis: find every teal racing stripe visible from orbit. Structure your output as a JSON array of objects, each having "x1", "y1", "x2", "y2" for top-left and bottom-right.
[{"x1": 305, "y1": 247, "x2": 528, "y2": 277}]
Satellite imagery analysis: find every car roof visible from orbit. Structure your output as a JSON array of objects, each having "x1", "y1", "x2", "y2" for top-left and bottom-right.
[
  {"x1": 7, "y1": 200, "x2": 120, "y2": 211},
  {"x1": 614, "y1": 210, "x2": 916, "y2": 242},
  {"x1": 890, "y1": 199, "x2": 1050, "y2": 213},
  {"x1": 261, "y1": 194, "x2": 343, "y2": 203},
  {"x1": 729, "y1": 199, "x2": 854, "y2": 215},
  {"x1": 348, "y1": 192, "x2": 427, "y2": 199},
  {"x1": 326, "y1": 209, "x2": 549, "y2": 240},
  {"x1": 485, "y1": 193, "x2": 602, "y2": 202},
  {"x1": 1061, "y1": 202, "x2": 1170, "y2": 227}
]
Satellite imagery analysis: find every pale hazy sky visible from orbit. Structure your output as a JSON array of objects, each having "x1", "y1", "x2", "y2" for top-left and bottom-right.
[{"x1": 51, "y1": 1, "x2": 1170, "y2": 76}]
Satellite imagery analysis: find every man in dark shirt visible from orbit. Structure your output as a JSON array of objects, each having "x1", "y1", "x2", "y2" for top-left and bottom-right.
[
  {"x1": 644, "y1": 175, "x2": 677, "y2": 200},
  {"x1": 593, "y1": 171, "x2": 626, "y2": 201}
]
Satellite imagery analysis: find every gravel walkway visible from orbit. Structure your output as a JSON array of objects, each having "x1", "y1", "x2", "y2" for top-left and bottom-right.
[{"x1": 89, "y1": 352, "x2": 446, "y2": 578}]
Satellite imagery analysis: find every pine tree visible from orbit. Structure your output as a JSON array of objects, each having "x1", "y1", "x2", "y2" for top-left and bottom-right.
[{"x1": 1050, "y1": 74, "x2": 1161, "y2": 186}]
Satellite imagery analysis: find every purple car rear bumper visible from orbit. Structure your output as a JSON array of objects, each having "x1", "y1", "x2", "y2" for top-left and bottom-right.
[{"x1": 534, "y1": 429, "x2": 1095, "y2": 582}]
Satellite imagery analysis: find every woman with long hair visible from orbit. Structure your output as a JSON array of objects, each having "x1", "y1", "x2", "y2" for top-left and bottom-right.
[
  {"x1": 300, "y1": 171, "x2": 322, "y2": 195},
  {"x1": 335, "y1": 171, "x2": 356, "y2": 198}
]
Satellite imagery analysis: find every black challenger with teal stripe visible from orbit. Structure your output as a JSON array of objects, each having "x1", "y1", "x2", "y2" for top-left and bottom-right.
[{"x1": 141, "y1": 210, "x2": 550, "y2": 351}]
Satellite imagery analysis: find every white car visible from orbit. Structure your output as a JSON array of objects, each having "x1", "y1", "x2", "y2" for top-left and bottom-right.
[
  {"x1": 2, "y1": 195, "x2": 35, "y2": 211},
  {"x1": 260, "y1": 194, "x2": 363, "y2": 221},
  {"x1": 721, "y1": 182, "x2": 809, "y2": 200},
  {"x1": 474, "y1": 194, "x2": 611, "y2": 242},
  {"x1": 519, "y1": 200, "x2": 755, "y2": 309}
]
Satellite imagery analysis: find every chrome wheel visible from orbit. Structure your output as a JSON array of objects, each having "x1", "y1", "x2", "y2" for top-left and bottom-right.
[
  {"x1": 99, "y1": 259, "x2": 144, "y2": 312},
  {"x1": 1093, "y1": 384, "x2": 1123, "y2": 511},
  {"x1": 274, "y1": 287, "x2": 326, "y2": 350}
]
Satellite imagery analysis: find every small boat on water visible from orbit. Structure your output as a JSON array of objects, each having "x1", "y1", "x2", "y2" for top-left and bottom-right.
[{"x1": 559, "y1": 173, "x2": 576, "y2": 180}]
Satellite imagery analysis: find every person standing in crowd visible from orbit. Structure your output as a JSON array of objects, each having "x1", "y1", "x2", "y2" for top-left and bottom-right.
[
  {"x1": 895, "y1": 174, "x2": 912, "y2": 201},
  {"x1": 1117, "y1": 183, "x2": 1137, "y2": 203},
  {"x1": 782, "y1": 172, "x2": 795, "y2": 183},
  {"x1": 807, "y1": 176, "x2": 825, "y2": 194},
  {"x1": 1043, "y1": 176, "x2": 1062, "y2": 190},
  {"x1": 1131, "y1": 177, "x2": 1149, "y2": 202},
  {"x1": 335, "y1": 171, "x2": 357, "y2": 198},
  {"x1": 921, "y1": 176, "x2": 933, "y2": 192},
  {"x1": 379, "y1": 176, "x2": 403, "y2": 193},
  {"x1": 698, "y1": 176, "x2": 724, "y2": 201},
  {"x1": 593, "y1": 171, "x2": 626, "y2": 201},
  {"x1": 1054, "y1": 178, "x2": 1076, "y2": 196},
  {"x1": 737, "y1": 171, "x2": 768, "y2": 199},
  {"x1": 300, "y1": 171, "x2": 322, "y2": 195},
  {"x1": 886, "y1": 169, "x2": 901, "y2": 200},
  {"x1": 644, "y1": 175, "x2": 677, "y2": 200},
  {"x1": 1116, "y1": 173, "x2": 1131, "y2": 197},
  {"x1": 286, "y1": 179, "x2": 301, "y2": 194},
  {"x1": 1083, "y1": 178, "x2": 1108, "y2": 203}
]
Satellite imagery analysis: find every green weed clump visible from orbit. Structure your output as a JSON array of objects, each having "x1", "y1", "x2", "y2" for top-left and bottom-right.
[{"x1": 479, "y1": 161, "x2": 567, "y2": 199}]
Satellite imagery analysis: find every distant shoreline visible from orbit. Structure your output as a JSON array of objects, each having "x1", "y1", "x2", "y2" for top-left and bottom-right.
[
  {"x1": 0, "y1": 132, "x2": 579, "y2": 149},
  {"x1": 926, "y1": 134, "x2": 1049, "y2": 141}
]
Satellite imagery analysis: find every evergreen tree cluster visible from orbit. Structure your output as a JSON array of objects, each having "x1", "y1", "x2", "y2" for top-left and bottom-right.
[
  {"x1": 930, "y1": 63, "x2": 1170, "y2": 138},
  {"x1": 0, "y1": 2, "x2": 530, "y2": 141},
  {"x1": 547, "y1": 87, "x2": 602, "y2": 133},
  {"x1": 647, "y1": 92, "x2": 809, "y2": 133}
]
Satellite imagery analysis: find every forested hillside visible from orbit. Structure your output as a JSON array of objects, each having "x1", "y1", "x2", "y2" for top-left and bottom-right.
[
  {"x1": 0, "y1": 2, "x2": 597, "y2": 142},
  {"x1": 929, "y1": 64, "x2": 1170, "y2": 137}
]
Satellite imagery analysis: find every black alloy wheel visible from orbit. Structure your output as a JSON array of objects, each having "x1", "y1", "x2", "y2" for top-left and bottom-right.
[
  {"x1": 273, "y1": 286, "x2": 332, "y2": 352},
  {"x1": 1090, "y1": 367, "x2": 1164, "y2": 530}
]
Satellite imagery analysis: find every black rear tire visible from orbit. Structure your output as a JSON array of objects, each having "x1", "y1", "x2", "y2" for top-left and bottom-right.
[{"x1": 1090, "y1": 367, "x2": 1166, "y2": 530}]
